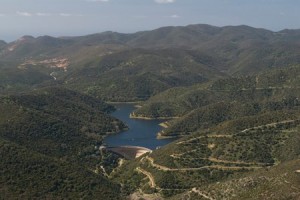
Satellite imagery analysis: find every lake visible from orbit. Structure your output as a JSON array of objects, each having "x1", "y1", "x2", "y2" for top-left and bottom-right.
[{"x1": 103, "y1": 104, "x2": 176, "y2": 150}]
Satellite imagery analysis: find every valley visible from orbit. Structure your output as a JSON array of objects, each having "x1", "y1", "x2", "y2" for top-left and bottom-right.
[{"x1": 1, "y1": 24, "x2": 300, "y2": 199}]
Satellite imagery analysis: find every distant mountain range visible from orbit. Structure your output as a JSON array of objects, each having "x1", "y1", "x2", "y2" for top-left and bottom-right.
[{"x1": 1, "y1": 24, "x2": 300, "y2": 101}]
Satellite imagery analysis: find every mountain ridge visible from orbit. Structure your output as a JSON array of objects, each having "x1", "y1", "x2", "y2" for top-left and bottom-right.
[{"x1": 2, "y1": 24, "x2": 299, "y2": 100}]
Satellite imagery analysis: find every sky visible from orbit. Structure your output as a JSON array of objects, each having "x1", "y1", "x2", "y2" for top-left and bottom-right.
[{"x1": 0, "y1": 0, "x2": 299, "y2": 42}]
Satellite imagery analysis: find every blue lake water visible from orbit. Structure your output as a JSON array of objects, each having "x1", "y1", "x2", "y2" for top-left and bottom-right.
[{"x1": 103, "y1": 104, "x2": 176, "y2": 150}]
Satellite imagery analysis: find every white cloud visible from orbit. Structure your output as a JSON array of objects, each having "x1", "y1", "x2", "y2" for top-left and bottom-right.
[
  {"x1": 58, "y1": 13, "x2": 83, "y2": 17},
  {"x1": 0, "y1": 14, "x2": 5, "y2": 17},
  {"x1": 17, "y1": 11, "x2": 32, "y2": 17},
  {"x1": 170, "y1": 14, "x2": 180, "y2": 18},
  {"x1": 155, "y1": 0, "x2": 175, "y2": 4},
  {"x1": 36, "y1": 12, "x2": 52, "y2": 17},
  {"x1": 15, "y1": 12, "x2": 82, "y2": 17}
]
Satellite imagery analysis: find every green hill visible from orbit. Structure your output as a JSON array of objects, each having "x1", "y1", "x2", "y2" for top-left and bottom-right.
[
  {"x1": 0, "y1": 87, "x2": 126, "y2": 199},
  {"x1": 0, "y1": 138, "x2": 121, "y2": 200},
  {"x1": 133, "y1": 65, "x2": 300, "y2": 119},
  {"x1": 169, "y1": 159, "x2": 300, "y2": 200},
  {"x1": 0, "y1": 87, "x2": 126, "y2": 159},
  {"x1": 64, "y1": 48, "x2": 225, "y2": 101},
  {"x1": 110, "y1": 65, "x2": 300, "y2": 198},
  {"x1": 0, "y1": 65, "x2": 55, "y2": 94},
  {"x1": 112, "y1": 110, "x2": 300, "y2": 198}
]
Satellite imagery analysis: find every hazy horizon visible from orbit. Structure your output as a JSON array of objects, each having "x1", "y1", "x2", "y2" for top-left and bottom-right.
[
  {"x1": 2, "y1": 23, "x2": 299, "y2": 43},
  {"x1": 1, "y1": 0, "x2": 300, "y2": 42}
]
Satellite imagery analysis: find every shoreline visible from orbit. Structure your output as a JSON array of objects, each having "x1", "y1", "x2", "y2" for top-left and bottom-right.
[
  {"x1": 156, "y1": 132, "x2": 179, "y2": 140},
  {"x1": 106, "y1": 101, "x2": 142, "y2": 104},
  {"x1": 104, "y1": 104, "x2": 178, "y2": 149},
  {"x1": 130, "y1": 113, "x2": 179, "y2": 120},
  {"x1": 159, "y1": 122, "x2": 170, "y2": 128},
  {"x1": 107, "y1": 101, "x2": 143, "y2": 109}
]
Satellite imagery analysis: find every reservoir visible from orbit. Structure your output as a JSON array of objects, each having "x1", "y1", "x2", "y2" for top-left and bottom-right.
[{"x1": 104, "y1": 104, "x2": 176, "y2": 150}]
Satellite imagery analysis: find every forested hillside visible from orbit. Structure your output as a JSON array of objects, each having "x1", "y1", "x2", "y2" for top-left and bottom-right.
[
  {"x1": 113, "y1": 106, "x2": 300, "y2": 198},
  {"x1": 0, "y1": 138, "x2": 122, "y2": 199},
  {"x1": 1, "y1": 24, "x2": 300, "y2": 101},
  {"x1": 133, "y1": 65, "x2": 300, "y2": 136},
  {"x1": 64, "y1": 49, "x2": 224, "y2": 101},
  {"x1": 0, "y1": 87, "x2": 125, "y2": 199},
  {"x1": 1, "y1": 24, "x2": 300, "y2": 199},
  {"x1": 111, "y1": 65, "x2": 300, "y2": 199}
]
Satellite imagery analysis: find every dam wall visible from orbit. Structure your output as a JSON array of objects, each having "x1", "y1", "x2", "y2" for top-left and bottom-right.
[{"x1": 103, "y1": 145, "x2": 152, "y2": 160}]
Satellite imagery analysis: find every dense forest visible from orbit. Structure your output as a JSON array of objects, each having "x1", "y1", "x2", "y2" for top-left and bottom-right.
[
  {"x1": 0, "y1": 87, "x2": 126, "y2": 199},
  {"x1": 1, "y1": 24, "x2": 300, "y2": 199}
]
